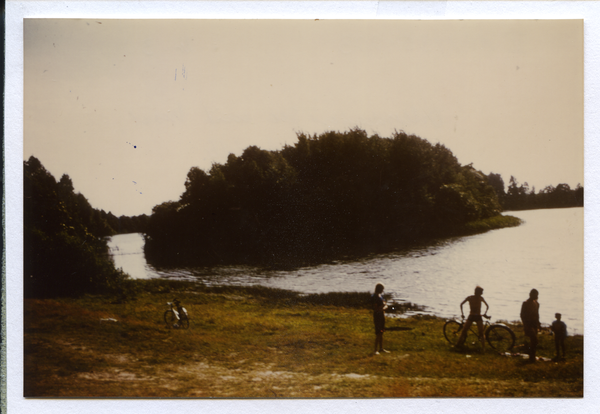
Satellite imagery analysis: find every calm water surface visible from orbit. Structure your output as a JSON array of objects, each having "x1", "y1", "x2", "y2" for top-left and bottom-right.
[{"x1": 107, "y1": 208, "x2": 583, "y2": 333}]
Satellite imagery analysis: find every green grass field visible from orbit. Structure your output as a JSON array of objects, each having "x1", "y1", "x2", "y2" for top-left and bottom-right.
[{"x1": 24, "y1": 281, "x2": 583, "y2": 398}]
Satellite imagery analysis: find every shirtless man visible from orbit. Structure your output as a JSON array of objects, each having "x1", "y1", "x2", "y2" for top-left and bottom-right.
[{"x1": 456, "y1": 286, "x2": 489, "y2": 349}]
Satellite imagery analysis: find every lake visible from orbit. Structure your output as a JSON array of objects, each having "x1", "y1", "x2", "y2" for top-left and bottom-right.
[{"x1": 107, "y1": 207, "x2": 584, "y2": 334}]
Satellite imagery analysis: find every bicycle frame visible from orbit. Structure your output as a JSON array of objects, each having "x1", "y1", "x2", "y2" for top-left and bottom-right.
[
  {"x1": 443, "y1": 315, "x2": 516, "y2": 353},
  {"x1": 167, "y1": 302, "x2": 180, "y2": 320},
  {"x1": 463, "y1": 316, "x2": 513, "y2": 335},
  {"x1": 164, "y1": 301, "x2": 190, "y2": 329},
  {"x1": 167, "y1": 302, "x2": 188, "y2": 320}
]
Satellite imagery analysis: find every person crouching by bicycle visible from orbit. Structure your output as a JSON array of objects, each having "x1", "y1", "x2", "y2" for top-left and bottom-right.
[
  {"x1": 456, "y1": 286, "x2": 489, "y2": 350},
  {"x1": 372, "y1": 283, "x2": 390, "y2": 355}
]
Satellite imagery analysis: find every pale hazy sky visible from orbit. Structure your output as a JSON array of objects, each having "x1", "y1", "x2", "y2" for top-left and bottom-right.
[{"x1": 24, "y1": 19, "x2": 583, "y2": 217}]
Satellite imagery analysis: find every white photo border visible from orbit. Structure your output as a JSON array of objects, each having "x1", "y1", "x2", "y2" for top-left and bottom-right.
[{"x1": 5, "y1": 1, "x2": 599, "y2": 413}]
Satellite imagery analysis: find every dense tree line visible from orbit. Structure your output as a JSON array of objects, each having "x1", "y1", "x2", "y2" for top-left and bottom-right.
[
  {"x1": 103, "y1": 212, "x2": 150, "y2": 235},
  {"x1": 486, "y1": 174, "x2": 583, "y2": 211},
  {"x1": 24, "y1": 156, "x2": 140, "y2": 298},
  {"x1": 145, "y1": 129, "x2": 502, "y2": 267}
]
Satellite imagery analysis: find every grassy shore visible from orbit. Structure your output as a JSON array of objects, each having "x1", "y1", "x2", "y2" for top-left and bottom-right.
[
  {"x1": 462, "y1": 214, "x2": 523, "y2": 235},
  {"x1": 24, "y1": 280, "x2": 583, "y2": 398}
]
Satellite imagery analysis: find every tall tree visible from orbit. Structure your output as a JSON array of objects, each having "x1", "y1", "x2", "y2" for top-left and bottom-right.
[{"x1": 24, "y1": 156, "x2": 130, "y2": 298}]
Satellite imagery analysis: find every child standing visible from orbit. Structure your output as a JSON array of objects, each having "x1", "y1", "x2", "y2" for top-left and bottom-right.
[{"x1": 551, "y1": 313, "x2": 567, "y2": 359}]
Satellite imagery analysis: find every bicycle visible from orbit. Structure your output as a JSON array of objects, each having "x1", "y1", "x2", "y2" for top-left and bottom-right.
[
  {"x1": 164, "y1": 299, "x2": 190, "y2": 329},
  {"x1": 443, "y1": 315, "x2": 515, "y2": 353}
]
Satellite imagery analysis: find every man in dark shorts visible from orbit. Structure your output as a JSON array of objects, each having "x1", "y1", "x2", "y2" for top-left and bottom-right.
[
  {"x1": 372, "y1": 283, "x2": 390, "y2": 355},
  {"x1": 456, "y1": 286, "x2": 489, "y2": 350},
  {"x1": 520, "y1": 289, "x2": 541, "y2": 363}
]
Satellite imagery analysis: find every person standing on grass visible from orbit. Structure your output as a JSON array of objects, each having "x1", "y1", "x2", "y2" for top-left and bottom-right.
[
  {"x1": 520, "y1": 289, "x2": 541, "y2": 363},
  {"x1": 372, "y1": 283, "x2": 390, "y2": 355},
  {"x1": 551, "y1": 313, "x2": 567, "y2": 360},
  {"x1": 456, "y1": 286, "x2": 489, "y2": 350}
]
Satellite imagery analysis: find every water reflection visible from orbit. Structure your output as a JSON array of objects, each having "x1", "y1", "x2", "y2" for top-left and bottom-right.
[{"x1": 107, "y1": 208, "x2": 583, "y2": 334}]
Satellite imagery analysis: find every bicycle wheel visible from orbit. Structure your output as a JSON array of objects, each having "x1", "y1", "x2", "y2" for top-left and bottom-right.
[
  {"x1": 464, "y1": 327, "x2": 482, "y2": 348},
  {"x1": 443, "y1": 320, "x2": 463, "y2": 345},
  {"x1": 486, "y1": 325, "x2": 515, "y2": 353},
  {"x1": 164, "y1": 310, "x2": 178, "y2": 328},
  {"x1": 180, "y1": 314, "x2": 190, "y2": 329}
]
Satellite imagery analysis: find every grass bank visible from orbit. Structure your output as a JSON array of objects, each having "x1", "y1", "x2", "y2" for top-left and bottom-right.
[
  {"x1": 24, "y1": 281, "x2": 582, "y2": 398},
  {"x1": 464, "y1": 214, "x2": 522, "y2": 233}
]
